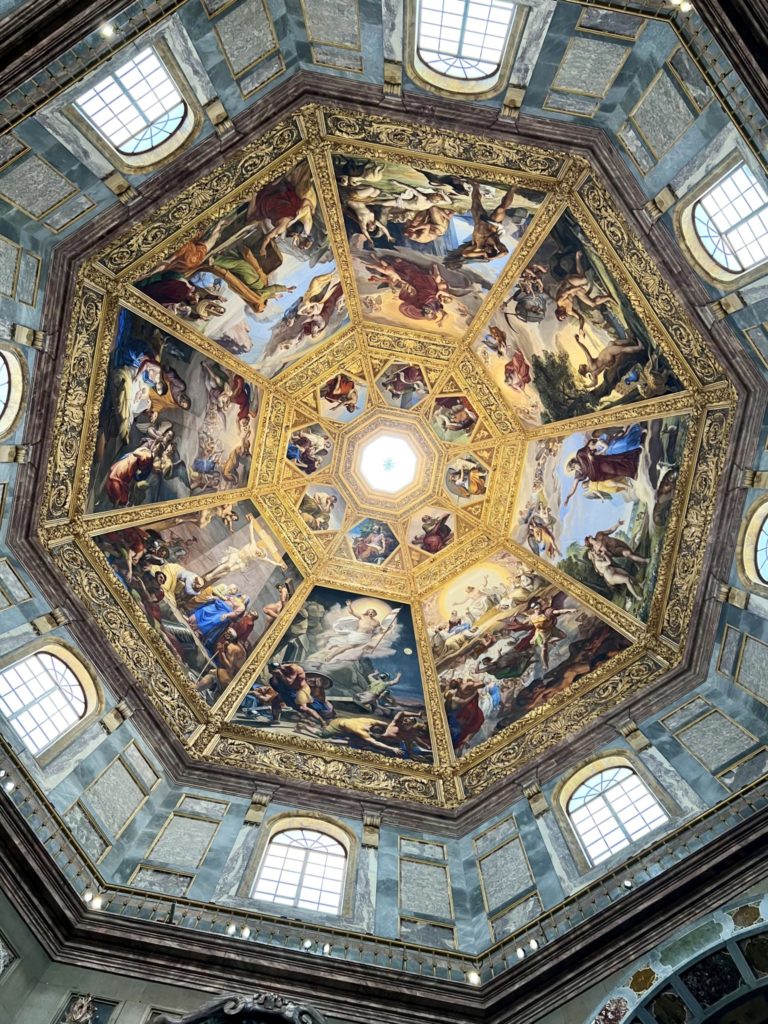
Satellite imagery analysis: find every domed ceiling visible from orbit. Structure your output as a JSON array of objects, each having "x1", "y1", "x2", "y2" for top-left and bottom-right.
[{"x1": 42, "y1": 106, "x2": 735, "y2": 807}]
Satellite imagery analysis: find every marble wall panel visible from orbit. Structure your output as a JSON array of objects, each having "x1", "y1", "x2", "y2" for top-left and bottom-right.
[
  {"x1": 631, "y1": 71, "x2": 694, "y2": 160},
  {"x1": 0, "y1": 134, "x2": 27, "y2": 172},
  {"x1": 64, "y1": 802, "x2": 109, "y2": 863},
  {"x1": 0, "y1": 561, "x2": 31, "y2": 603},
  {"x1": 14, "y1": 253, "x2": 39, "y2": 306},
  {"x1": 718, "y1": 625, "x2": 743, "y2": 676},
  {"x1": 131, "y1": 867, "x2": 193, "y2": 896},
  {"x1": 148, "y1": 814, "x2": 218, "y2": 868},
  {"x1": 0, "y1": 155, "x2": 77, "y2": 219},
  {"x1": 543, "y1": 92, "x2": 598, "y2": 117},
  {"x1": 617, "y1": 121, "x2": 655, "y2": 174},
  {"x1": 179, "y1": 795, "x2": 228, "y2": 818},
  {"x1": 676, "y1": 711, "x2": 756, "y2": 771},
  {"x1": 0, "y1": 237, "x2": 19, "y2": 298},
  {"x1": 0, "y1": 931, "x2": 17, "y2": 977},
  {"x1": 719, "y1": 749, "x2": 768, "y2": 791},
  {"x1": 239, "y1": 53, "x2": 284, "y2": 97},
  {"x1": 311, "y1": 46, "x2": 363, "y2": 71},
  {"x1": 43, "y1": 194, "x2": 96, "y2": 233},
  {"x1": 491, "y1": 892, "x2": 542, "y2": 941},
  {"x1": 85, "y1": 759, "x2": 145, "y2": 836},
  {"x1": 399, "y1": 859, "x2": 452, "y2": 919},
  {"x1": 122, "y1": 744, "x2": 159, "y2": 791},
  {"x1": 302, "y1": 0, "x2": 359, "y2": 48},
  {"x1": 661, "y1": 697, "x2": 712, "y2": 732},
  {"x1": 737, "y1": 635, "x2": 768, "y2": 703},
  {"x1": 577, "y1": 8, "x2": 644, "y2": 39},
  {"x1": 399, "y1": 917, "x2": 455, "y2": 949},
  {"x1": 399, "y1": 838, "x2": 446, "y2": 861},
  {"x1": 214, "y1": 0, "x2": 277, "y2": 77},
  {"x1": 478, "y1": 837, "x2": 533, "y2": 913},
  {"x1": 668, "y1": 46, "x2": 712, "y2": 111},
  {"x1": 474, "y1": 816, "x2": 517, "y2": 858},
  {"x1": 552, "y1": 38, "x2": 629, "y2": 98}
]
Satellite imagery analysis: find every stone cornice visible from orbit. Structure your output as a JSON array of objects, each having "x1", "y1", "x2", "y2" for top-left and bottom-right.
[{"x1": 0, "y1": 766, "x2": 767, "y2": 1023}]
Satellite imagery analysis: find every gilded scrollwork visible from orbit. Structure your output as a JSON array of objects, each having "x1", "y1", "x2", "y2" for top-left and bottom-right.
[{"x1": 37, "y1": 103, "x2": 736, "y2": 807}]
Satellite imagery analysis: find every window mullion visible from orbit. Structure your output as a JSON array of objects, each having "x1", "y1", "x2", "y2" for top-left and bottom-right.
[{"x1": 295, "y1": 848, "x2": 311, "y2": 907}]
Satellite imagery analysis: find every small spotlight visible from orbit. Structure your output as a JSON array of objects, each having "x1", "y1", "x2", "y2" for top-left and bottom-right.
[
  {"x1": 302, "y1": 939, "x2": 313, "y2": 950},
  {"x1": 467, "y1": 970, "x2": 481, "y2": 986},
  {"x1": 623, "y1": 879, "x2": 633, "y2": 889},
  {"x1": 516, "y1": 947, "x2": 525, "y2": 960},
  {"x1": 82, "y1": 889, "x2": 94, "y2": 903},
  {"x1": 225, "y1": 923, "x2": 236, "y2": 935},
  {"x1": 3, "y1": 780, "x2": 15, "y2": 793},
  {"x1": 0, "y1": 769, "x2": 7, "y2": 778},
  {"x1": 91, "y1": 895, "x2": 104, "y2": 910},
  {"x1": 99, "y1": 23, "x2": 115, "y2": 38},
  {"x1": 528, "y1": 939, "x2": 538, "y2": 951},
  {"x1": 241, "y1": 926, "x2": 251, "y2": 939},
  {"x1": 322, "y1": 943, "x2": 331, "y2": 955},
  {"x1": 679, "y1": 1, "x2": 692, "y2": 10}
]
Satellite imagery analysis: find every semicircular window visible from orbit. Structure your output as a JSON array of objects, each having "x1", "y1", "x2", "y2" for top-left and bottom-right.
[
  {"x1": 0, "y1": 354, "x2": 11, "y2": 421},
  {"x1": 754, "y1": 517, "x2": 768, "y2": 584},
  {"x1": 417, "y1": 0, "x2": 515, "y2": 80},
  {"x1": 0, "y1": 652, "x2": 87, "y2": 756},
  {"x1": 567, "y1": 766, "x2": 668, "y2": 866},
  {"x1": 75, "y1": 47, "x2": 187, "y2": 156},
  {"x1": 693, "y1": 162, "x2": 768, "y2": 274},
  {"x1": 251, "y1": 827, "x2": 347, "y2": 913}
]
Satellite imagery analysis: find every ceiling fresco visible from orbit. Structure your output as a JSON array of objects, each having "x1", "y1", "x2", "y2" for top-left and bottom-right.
[{"x1": 41, "y1": 106, "x2": 737, "y2": 807}]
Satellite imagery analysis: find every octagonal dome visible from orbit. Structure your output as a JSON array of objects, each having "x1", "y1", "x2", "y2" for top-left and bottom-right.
[{"x1": 41, "y1": 105, "x2": 735, "y2": 808}]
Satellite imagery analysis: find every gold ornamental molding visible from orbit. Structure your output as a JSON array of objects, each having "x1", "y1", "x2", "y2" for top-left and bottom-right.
[{"x1": 40, "y1": 104, "x2": 736, "y2": 807}]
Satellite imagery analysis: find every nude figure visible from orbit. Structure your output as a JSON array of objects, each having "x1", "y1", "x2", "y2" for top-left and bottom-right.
[
  {"x1": 554, "y1": 250, "x2": 614, "y2": 330},
  {"x1": 586, "y1": 547, "x2": 643, "y2": 602},
  {"x1": 576, "y1": 335, "x2": 646, "y2": 387}
]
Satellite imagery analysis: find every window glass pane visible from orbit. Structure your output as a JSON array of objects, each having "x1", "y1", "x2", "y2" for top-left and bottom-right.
[
  {"x1": 0, "y1": 653, "x2": 87, "y2": 755},
  {"x1": 417, "y1": 0, "x2": 514, "y2": 80},
  {"x1": 694, "y1": 163, "x2": 768, "y2": 273},
  {"x1": 75, "y1": 47, "x2": 187, "y2": 155},
  {"x1": 568, "y1": 767, "x2": 668, "y2": 865},
  {"x1": 251, "y1": 828, "x2": 347, "y2": 913}
]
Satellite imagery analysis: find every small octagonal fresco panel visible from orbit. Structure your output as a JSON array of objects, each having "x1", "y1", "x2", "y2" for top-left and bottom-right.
[
  {"x1": 42, "y1": 105, "x2": 736, "y2": 807},
  {"x1": 375, "y1": 361, "x2": 431, "y2": 410}
]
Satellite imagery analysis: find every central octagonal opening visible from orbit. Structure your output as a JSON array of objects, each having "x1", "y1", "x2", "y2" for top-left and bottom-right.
[{"x1": 358, "y1": 433, "x2": 418, "y2": 494}]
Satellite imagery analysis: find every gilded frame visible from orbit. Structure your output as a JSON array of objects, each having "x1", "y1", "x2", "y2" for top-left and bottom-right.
[{"x1": 39, "y1": 104, "x2": 737, "y2": 808}]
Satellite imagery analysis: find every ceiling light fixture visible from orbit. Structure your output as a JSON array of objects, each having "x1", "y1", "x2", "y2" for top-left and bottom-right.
[
  {"x1": 99, "y1": 23, "x2": 116, "y2": 38},
  {"x1": 516, "y1": 947, "x2": 525, "y2": 960},
  {"x1": 467, "y1": 971, "x2": 481, "y2": 986}
]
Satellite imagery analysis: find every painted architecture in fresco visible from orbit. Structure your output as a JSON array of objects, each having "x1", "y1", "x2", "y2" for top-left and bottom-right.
[
  {"x1": 513, "y1": 415, "x2": 689, "y2": 620},
  {"x1": 422, "y1": 551, "x2": 630, "y2": 754},
  {"x1": 235, "y1": 587, "x2": 432, "y2": 761},
  {"x1": 134, "y1": 160, "x2": 349, "y2": 378},
  {"x1": 473, "y1": 210, "x2": 682, "y2": 426},
  {"x1": 333, "y1": 155, "x2": 545, "y2": 335},
  {"x1": 95, "y1": 501, "x2": 299, "y2": 704},
  {"x1": 89, "y1": 308, "x2": 259, "y2": 513}
]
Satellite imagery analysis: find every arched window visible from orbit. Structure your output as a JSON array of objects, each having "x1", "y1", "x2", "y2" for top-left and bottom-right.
[
  {"x1": 0, "y1": 651, "x2": 90, "y2": 756},
  {"x1": 75, "y1": 47, "x2": 188, "y2": 156},
  {"x1": 251, "y1": 827, "x2": 347, "y2": 913},
  {"x1": 567, "y1": 766, "x2": 668, "y2": 866},
  {"x1": 755, "y1": 518, "x2": 768, "y2": 584},
  {"x1": 0, "y1": 354, "x2": 10, "y2": 421},
  {"x1": 417, "y1": 0, "x2": 515, "y2": 81},
  {"x1": 692, "y1": 162, "x2": 768, "y2": 274}
]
